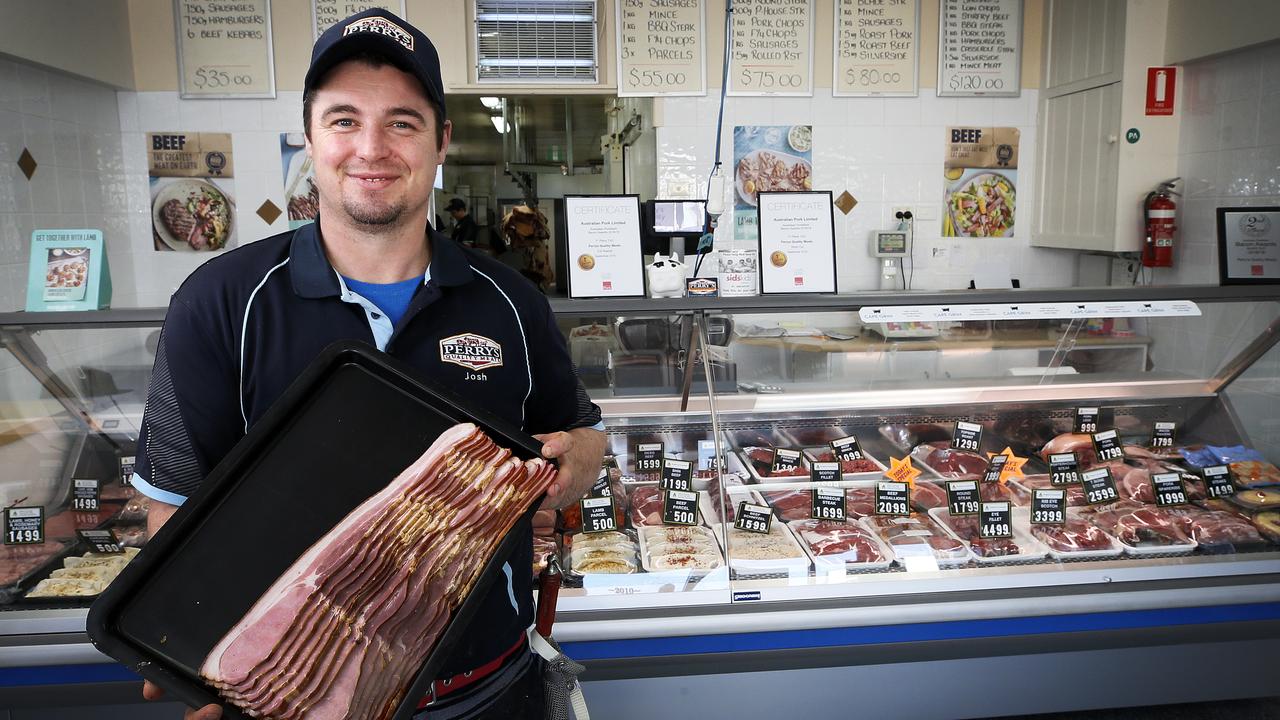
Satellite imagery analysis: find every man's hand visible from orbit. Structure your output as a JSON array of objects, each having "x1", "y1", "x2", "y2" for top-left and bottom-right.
[
  {"x1": 142, "y1": 680, "x2": 222, "y2": 719},
  {"x1": 534, "y1": 427, "x2": 606, "y2": 510}
]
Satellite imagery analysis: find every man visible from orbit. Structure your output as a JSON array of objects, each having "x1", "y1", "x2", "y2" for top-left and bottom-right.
[
  {"x1": 135, "y1": 9, "x2": 604, "y2": 719},
  {"x1": 445, "y1": 197, "x2": 480, "y2": 250}
]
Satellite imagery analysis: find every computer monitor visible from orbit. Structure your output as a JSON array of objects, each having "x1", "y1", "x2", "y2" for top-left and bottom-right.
[
  {"x1": 651, "y1": 199, "x2": 706, "y2": 236},
  {"x1": 643, "y1": 199, "x2": 706, "y2": 257}
]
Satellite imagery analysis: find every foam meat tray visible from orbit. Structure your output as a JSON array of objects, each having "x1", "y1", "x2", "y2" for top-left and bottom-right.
[{"x1": 86, "y1": 341, "x2": 549, "y2": 719}]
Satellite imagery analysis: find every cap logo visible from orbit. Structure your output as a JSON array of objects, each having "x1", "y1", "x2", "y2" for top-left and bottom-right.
[
  {"x1": 343, "y1": 16, "x2": 414, "y2": 52},
  {"x1": 440, "y1": 333, "x2": 503, "y2": 371}
]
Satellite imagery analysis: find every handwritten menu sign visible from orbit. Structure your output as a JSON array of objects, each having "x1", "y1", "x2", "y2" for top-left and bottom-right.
[
  {"x1": 834, "y1": 0, "x2": 918, "y2": 96},
  {"x1": 729, "y1": 0, "x2": 814, "y2": 96},
  {"x1": 175, "y1": 0, "x2": 276, "y2": 98},
  {"x1": 937, "y1": 0, "x2": 1022, "y2": 98},
  {"x1": 312, "y1": 1, "x2": 404, "y2": 38},
  {"x1": 617, "y1": 0, "x2": 706, "y2": 96}
]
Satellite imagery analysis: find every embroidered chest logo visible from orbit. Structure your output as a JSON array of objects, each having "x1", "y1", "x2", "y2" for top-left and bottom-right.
[
  {"x1": 343, "y1": 17, "x2": 414, "y2": 51},
  {"x1": 439, "y1": 333, "x2": 504, "y2": 371}
]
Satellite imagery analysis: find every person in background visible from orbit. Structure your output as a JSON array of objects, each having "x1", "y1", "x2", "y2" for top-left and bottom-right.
[
  {"x1": 445, "y1": 197, "x2": 479, "y2": 250},
  {"x1": 501, "y1": 205, "x2": 554, "y2": 292}
]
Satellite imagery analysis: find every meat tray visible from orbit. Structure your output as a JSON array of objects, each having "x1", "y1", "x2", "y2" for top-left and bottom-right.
[
  {"x1": 799, "y1": 447, "x2": 888, "y2": 482},
  {"x1": 927, "y1": 508, "x2": 1048, "y2": 565},
  {"x1": 713, "y1": 520, "x2": 812, "y2": 577},
  {"x1": 788, "y1": 519, "x2": 894, "y2": 572},
  {"x1": 859, "y1": 515, "x2": 976, "y2": 569},
  {"x1": 86, "y1": 342, "x2": 549, "y2": 720},
  {"x1": 729, "y1": 446, "x2": 812, "y2": 484},
  {"x1": 1015, "y1": 508, "x2": 1123, "y2": 561},
  {"x1": 636, "y1": 524, "x2": 725, "y2": 574}
]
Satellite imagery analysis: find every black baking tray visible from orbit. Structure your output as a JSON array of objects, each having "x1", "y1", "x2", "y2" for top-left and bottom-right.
[{"x1": 87, "y1": 341, "x2": 549, "y2": 719}]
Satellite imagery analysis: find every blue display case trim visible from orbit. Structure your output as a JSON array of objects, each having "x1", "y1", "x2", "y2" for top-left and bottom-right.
[
  {"x1": 559, "y1": 602, "x2": 1280, "y2": 661},
  {"x1": 4, "y1": 603, "x2": 1278, "y2": 686}
]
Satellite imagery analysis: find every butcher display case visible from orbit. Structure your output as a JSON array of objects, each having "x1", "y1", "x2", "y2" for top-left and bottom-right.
[{"x1": 2, "y1": 286, "x2": 1279, "y2": 718}]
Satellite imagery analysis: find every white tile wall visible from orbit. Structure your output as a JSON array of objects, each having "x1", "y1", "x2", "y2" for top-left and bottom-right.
[
  {"x1": 1171, "y1": 40, "x2": 1280, "y2": 287},
  {"x1": 0, "y1": 58, "x2": 130, "y2": 313},
  {"x1": 654, "y1": 88, "x2": 1072, "y2": 291}
]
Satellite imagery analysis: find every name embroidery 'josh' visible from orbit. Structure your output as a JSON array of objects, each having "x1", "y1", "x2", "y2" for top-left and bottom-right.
[{"x1": 439, "y1": 333, "x2": 504, "y2": 371}]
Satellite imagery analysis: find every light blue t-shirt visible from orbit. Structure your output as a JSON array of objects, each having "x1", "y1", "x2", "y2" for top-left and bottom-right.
[{"x1": 340, "y1": 275, "x2": 421, "y2": 327}]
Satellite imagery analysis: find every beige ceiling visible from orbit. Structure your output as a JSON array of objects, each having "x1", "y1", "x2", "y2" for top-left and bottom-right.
[{"x1": 444, "y1": 94, "x2": 616, "y2": 168}]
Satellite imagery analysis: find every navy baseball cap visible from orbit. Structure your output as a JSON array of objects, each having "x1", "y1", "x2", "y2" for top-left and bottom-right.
[{"x1": 304, "y1": 8, "x2": 447, "y2": 120}]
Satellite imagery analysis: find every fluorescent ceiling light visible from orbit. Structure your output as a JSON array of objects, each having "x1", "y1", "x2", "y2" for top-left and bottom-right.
[
  {"x1": 491, "y1": 116, "x2": 509, "y2": 134},
  {"x1": 480, "y1": 96, "x2": 502, "y2": 110}
]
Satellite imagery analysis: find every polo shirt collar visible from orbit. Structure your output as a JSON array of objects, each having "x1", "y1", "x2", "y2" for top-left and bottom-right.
[{"x1": 289, "y1": 217, "x2": 473, "y2": 299}]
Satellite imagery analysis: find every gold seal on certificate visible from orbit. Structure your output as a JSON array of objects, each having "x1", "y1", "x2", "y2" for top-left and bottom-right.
[
  {"x1": 577, "y1": 254, "x2": 596, "y2": 271},
  {"x1": 770, "y1": 251, "x2": 787, "y2": 267}
]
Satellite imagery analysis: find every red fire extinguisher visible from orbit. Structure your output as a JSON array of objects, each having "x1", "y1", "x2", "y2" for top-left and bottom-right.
[{"x1": 1142, "y1": 178, "x2": 1179, "y2": 268}]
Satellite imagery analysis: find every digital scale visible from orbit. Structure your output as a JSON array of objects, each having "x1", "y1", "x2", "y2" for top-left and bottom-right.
[{"x1": 870, "y1": 230, "x2": 911, "y2": 290}]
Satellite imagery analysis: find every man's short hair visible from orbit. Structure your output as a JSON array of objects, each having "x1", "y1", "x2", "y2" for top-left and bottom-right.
[{"x1": 445, "y1": 198, "x2": 467, "y2": 213}]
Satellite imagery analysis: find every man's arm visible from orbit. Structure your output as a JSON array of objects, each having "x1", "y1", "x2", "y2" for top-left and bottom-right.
[
  {"x1": 535, "y1": 426, "x2": 606, "y2": 509},
  {"x1": 147, "y1": 499, "x2": 181, "y2": 537}
]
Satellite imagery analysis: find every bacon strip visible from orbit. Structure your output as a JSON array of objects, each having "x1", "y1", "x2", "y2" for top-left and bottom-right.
[{"x1": 199, "y1": 423, "x2": 553, "y2": 719}]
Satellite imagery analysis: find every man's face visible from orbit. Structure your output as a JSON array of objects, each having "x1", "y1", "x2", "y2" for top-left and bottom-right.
[
  {"x1": 449, "y1": 208, "x2": 466, "y2": 220},
  {"x1": 306, "y1": 61, "x2": 451, "y2": 230}
]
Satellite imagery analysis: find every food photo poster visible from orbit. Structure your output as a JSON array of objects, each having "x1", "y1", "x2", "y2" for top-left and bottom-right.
[
  {"x1": 943, "y1": 126, "x2": 1018, "y2": 238},
  {"x1": 733, "y1": 125, "x2": 813, "y2": 242},
  {"x1": 281, "y1": 133, "x2": 318, "y2": 229},
  {"x1": 148, "y1": 132, "x2": 236, "y2": 252}
]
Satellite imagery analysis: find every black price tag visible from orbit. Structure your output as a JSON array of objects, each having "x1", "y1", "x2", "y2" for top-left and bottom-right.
[
  {"x1": 946, "y1": 480, "x2": 981, "y2": 516},
  {"x1": 875, "y1": 481, "x2": 911, "y2": 517},
  {"x1": 1151, "y1": 472, "x2": 1189, "y2": 507},
  {"x1": 1201, "y1": 465, "x2": 1235, "y2": 499},
  {"x1": 72, "y1": 478, "x2": 101, "y2": 512},
  {"x1": 981, "y1": 454, "x2": 1008, "y2": 484},
  {"x1": 1091, "y1": 430, "x2": 1124, "y2": 463},
  {"x1": 810, "y1": 461, "x2": 841, "y2": 484},
  {"x1": 811, "y1": 486, "x2": 847, "y2": 521},
  {"x1": 979, "y1": 502, "x2": 1013, "y2": 539},
  {"x1": 580, "y1": 496, "x2": 618, "y2": 534},
  {"x1": 4, "y1": 507, "x2": 45, "y2": 545},
  {"x1": 830, "y1": 435, "x2": 864, "y2": 462},
  {"x1": 1031, "y1": 489, "x2": 1067, "y2": 525},
  {"x1": 1081, "y1": 467, "x2": 1120, "y2": 505},
  {"x1": 1149, "y1": 422, "x2": 1176, "y2": 449},
  {"x1": 770, "y1": 448, "x2": 803, "y2": 474},
  {"x1": 1075, "y1": 407, "x2": 1099, "y2": 433},
  {"x1": 77, "y1": 529, "x2": 123, "y2": 554},
  {"x1": 660, "y1": 458, "x2": 693, "y2": 491},
  {"x1": 662, "y1": 489, "x2": 700, "y2": 526},
  {"x1": 635, "y1": 442, "x2": 664, "y2": 472},
  {"x1": 588, "y1": 468, "x2": 612, "y2": 498},
  {"x1": 951, "y1": 421, "x2": 982, "y2": 452},
  {"x1": 1048, "y1": 452, "x2": 1082, "y2": 485},
  {"x1": 735, "y1": 501, "x2": 774, "y2": 534},
  {"x1": 118, "y1": 454, "x2": 136, "y2": 486}
]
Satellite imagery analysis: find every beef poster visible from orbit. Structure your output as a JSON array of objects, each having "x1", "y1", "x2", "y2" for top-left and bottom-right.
[
  {"x1": 942, "y1": 126, "x2": 1018, "y2": 237},
  {"x1": 733, "y1": 125, "x2": 813, "y2": 242},
  {"x1": 280, "y1": 133, "x2": 318, "y2": 229},
  {"x1": 148, "y1": 132, "x2": 236, "y2": 252}
]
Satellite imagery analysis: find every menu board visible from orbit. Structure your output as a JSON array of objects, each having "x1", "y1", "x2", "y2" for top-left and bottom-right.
[
  {"x1": 313, "y1": 1, "x2": 404, "y2": 38},
  {"x1": 834, "y1": 0, "x2": 919, "y2": 97},
  {"x1": 617, "y1": 0, "x2": 706, "y2": 96},
  {"x1": 563, "y1": 195, "x2": 646, "y2": 298},
  {"x1": 937, "y1": 0, "x2": 1021, "y2": 97},
  {"x1": 728, "y1": 0, "x2": 814, "y2": 96},
  {"x1": 756, "y1": 190, "x2": 836, "y2": 294},
  {"x1": 174, "y1": 0, "x2": 276, "y2": 98}
]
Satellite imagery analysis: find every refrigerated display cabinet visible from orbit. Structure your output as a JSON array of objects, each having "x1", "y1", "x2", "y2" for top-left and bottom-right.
[{"x1": 1, "y1": 286, "x2": 1278, "y2": 718}]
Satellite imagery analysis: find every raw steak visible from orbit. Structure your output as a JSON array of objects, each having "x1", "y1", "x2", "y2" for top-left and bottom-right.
[
  {"x1": 790, "y1": 520, "x2": 886, "y2": 563},
  {"x1": 1031, "y1": 517, "x2": 1114, "y2": 553}
]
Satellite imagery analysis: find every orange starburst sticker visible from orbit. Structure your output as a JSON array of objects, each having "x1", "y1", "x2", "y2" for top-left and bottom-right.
[{"x1": 885, "y1": 456, "x2": 922, "y2": 488}]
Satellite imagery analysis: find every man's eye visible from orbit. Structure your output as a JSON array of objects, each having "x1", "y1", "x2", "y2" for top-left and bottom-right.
[
  {"x1": 392, "y1": 121, "x2": 414, "y2": 130},
  {"x1": 334, "y1": 118, "x2": 355, "y2": 127}
]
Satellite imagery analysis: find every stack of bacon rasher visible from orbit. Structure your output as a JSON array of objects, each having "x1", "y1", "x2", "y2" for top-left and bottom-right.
[{"x1": 198, "y1": 423, "x2": 555, "y2": 719}]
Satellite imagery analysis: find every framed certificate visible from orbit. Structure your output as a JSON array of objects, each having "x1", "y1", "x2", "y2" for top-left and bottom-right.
[
  {"x1": 563, "y1": 195, "x2": 646, "y2": 298},
  {"x1": 1217, "y1": 206, "x2": 1280, "y2": 285},
  {"x1": 756, "y1": 191, "x2": 836, "y2": 294}
]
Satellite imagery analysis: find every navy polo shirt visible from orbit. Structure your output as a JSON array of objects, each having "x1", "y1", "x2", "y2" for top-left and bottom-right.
[{"x1": 130, "y1": 219, "x2": 601, "y2": 675}]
